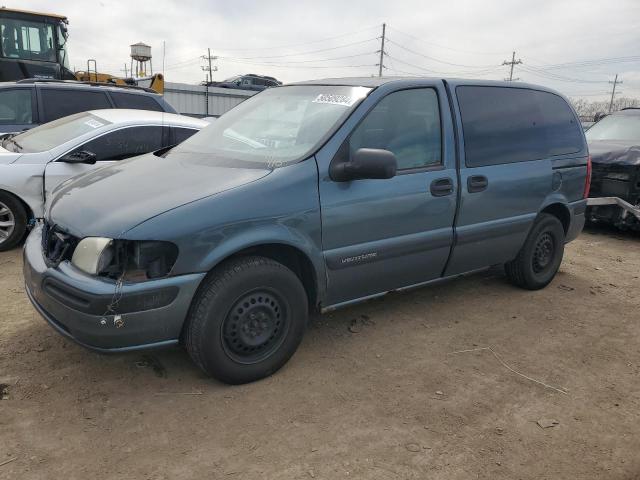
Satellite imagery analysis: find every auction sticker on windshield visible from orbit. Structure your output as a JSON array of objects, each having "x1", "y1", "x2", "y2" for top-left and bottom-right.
[
  {"x1": 312, "y1": 93, "x2": 360, "y2": 107},
  {"x1": 84, "y1": 119, "x2": 105, "y2": 129}
]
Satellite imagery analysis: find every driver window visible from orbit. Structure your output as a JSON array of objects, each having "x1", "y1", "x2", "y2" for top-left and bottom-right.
[
  {"x1": 69, "y1": 126, "x2": 164, "y2": 161},
  {"x1": 349, "y1": 88, "x2": 442, "y2": 170}
]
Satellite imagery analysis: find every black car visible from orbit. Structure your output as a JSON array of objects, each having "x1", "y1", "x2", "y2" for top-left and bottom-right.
[
  {"x1": 586, "y1": 108, "x2": 640, "y2": 230},
  {"x1": 0, "y1": 79, "x2": 176, "y2": 134},
  {"x1": 213, "y1": 74, "x2": 281, "y2": 91}
]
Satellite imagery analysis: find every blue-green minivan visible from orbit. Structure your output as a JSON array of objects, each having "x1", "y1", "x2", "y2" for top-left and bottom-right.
[{"x1": 24, "y1": 77, "x2": 590, "y2": 384}]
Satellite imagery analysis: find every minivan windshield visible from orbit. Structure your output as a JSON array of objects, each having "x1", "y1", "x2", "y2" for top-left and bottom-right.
[
  {"x1": 170, "y1": 85, "x2": 371, "y2": 168},
  {"x1": 4, "y1": 112, "x2": 112, "y2": 153},
  {"x1": 586, "y1": 113, "x2": 640, "y2": 142}
]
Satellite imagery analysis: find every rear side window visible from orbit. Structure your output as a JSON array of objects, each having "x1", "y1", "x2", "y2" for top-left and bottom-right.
[
  {"x1": 0, "y1": 89, "x2": 33, "y2": 124},
  {"x1": 173, "y1": 127, "x2": 199, "y2": 144},
  {"x1": 457, "y1": 86, "x2": 583, "y2": 167},
  {"x1": 70, "y1": 126, "x2": 164, "y2": 161},
  {"x1": 41, "y1": 89, "x2": 111, "y2": 122},
  {"x1": 109, "y1": 92, "x2": 164, "y2": 112}
]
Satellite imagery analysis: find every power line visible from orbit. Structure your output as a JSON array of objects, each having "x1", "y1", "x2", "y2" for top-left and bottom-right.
[
  {"x1": 385, "y1": 38, "x2": 496, "y2": 69},
  {"x1": 212, "y1": 25, "x2": 381, "y2": 52},
  {"x1": 385, "y1": 54, "x2": 502, "y2": 77},
  {"x1": 221, "y1": 51, "x2": 377, "y2": 65},
  {"x1": 219, "y1": 38, "x2": 378, "y2": 60},
  {"x1": 219, "y1": 58, "x2": 378, "y2": 70},
  {"x1": 529, "y1": 55, "x2": 640, "y2": 71},
  {"x1": 385, "y1": 25, "x2": 509, "y2": 56},
  {"x1": 520, "y1": 65, "x2": 608, "y2": 84},
  {"x1": 164, "y1": 57, "x2": 202, "y2": 70}
]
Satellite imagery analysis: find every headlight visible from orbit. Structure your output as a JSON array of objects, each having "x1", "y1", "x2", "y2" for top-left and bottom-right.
[
  {"x1": 71, "y1": 237, "x2": 113, "y2": 275},
  {"x1": 71, "y1": 238, "x2": 178, "y2": 281}
]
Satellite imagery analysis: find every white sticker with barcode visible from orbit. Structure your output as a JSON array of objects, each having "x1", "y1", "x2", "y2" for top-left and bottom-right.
[
  {"x1": 84, "y1": 119, "x2": 104, "y2": 129},
  {"x1": 312, "y1": 93, "x2": 358, "y2": 107}
]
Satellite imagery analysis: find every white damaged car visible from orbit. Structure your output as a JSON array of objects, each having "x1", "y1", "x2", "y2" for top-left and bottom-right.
[{"x1": 0, "y1": 109, "x2": 207, "y2": 250}]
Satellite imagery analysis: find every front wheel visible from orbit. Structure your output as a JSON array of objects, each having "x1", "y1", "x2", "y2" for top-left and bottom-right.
[
  {"x1": 0, "y1": 192, "x2": 28, "y2": 252},
  {"x1": 505, "y1": 213, "x2": 565, "y2": 290},
  {"x1": 184, "y1": 256, "x2": 308, "y2": 384}
]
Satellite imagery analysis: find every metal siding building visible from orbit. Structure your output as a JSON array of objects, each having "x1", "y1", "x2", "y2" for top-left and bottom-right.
[{"x1": 163, "y1": 82, "x2": 255, "y2": 117}]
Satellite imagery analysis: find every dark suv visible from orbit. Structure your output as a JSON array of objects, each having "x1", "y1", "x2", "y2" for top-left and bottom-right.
[
  {"x1": 214, "y1": 74, "x2": 281, "y2": 91},
  {"x1": 0, "y1": 80, "x2": 176, "y2": 134}
]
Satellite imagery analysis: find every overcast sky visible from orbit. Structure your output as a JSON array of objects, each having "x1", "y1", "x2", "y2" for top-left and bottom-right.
[{"x1": 20, "y1": 0, "x2": 640, "y2": 101}]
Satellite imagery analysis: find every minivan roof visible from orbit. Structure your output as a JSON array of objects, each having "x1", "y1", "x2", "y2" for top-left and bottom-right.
[{"x1": 289, "y1": 76, "x2": 557, "y2": 93}]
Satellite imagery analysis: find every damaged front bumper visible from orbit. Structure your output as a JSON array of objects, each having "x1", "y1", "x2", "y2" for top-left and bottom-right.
[
  {"x1": 587, "y1": 162, "x2": 640, "y2": 230},
  {"x1": 23, "y1": 224, "x2": 205, "y2": 352}
]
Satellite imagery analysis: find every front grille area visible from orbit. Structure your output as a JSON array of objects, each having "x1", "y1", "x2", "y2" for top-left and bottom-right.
[
  {"x1": 590, "y1": 163, "x2": 640, "y2": 204},
  {"x1": 42, "y1": 222, "x2": 79, "y2": 267}
]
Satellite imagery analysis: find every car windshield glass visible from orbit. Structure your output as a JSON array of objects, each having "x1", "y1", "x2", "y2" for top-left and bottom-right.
[
  {"x1": 169, "y1": 85, "x2": 371, "y2": 168},
  {"x1": 586, "y1": 114, "x2": 640, "y2": 142},
  {"x1": 10, "y1": 112, "x2": 112, "y2": 153}
]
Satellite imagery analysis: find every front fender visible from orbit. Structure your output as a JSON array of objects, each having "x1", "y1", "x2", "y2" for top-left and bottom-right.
[
  {"x1": 0, "y1": 164, "x2": 45, "y2": 217},
  {"x1": 196, "y1": 223, "x2": 327, "y2": 299},
  {"x1": 124, "y1": 159, "x2": 325, "y2": 299}
]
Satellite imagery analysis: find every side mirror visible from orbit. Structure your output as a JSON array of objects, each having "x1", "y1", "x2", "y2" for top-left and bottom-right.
[
  {"x1": 331, "y1": 148, "x2": 397, "y2": 182},
  {"x1": 58, "y1": 150, "x2": 97, "y2": 165}
]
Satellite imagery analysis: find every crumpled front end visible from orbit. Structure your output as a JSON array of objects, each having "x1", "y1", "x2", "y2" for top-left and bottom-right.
[
  {"x1": 587, "y1": 142, "x2": 640, "y2": 230},
  {"x1": 24, "y1": 223, "x2": 206, "y2": 352}
]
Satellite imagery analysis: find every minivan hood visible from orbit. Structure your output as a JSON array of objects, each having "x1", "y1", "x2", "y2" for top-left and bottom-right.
[
  {"x1": 48, "y1": 152, "x2": 271, "y2": 238},
  {"x1": 588, "y1": 140, "x2": 640, "y2": 166}
]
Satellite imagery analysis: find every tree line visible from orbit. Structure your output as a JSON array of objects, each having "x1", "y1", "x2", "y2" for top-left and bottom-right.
[{"x1": 571, "y1": 96, "x2": 640, "y2": 121}]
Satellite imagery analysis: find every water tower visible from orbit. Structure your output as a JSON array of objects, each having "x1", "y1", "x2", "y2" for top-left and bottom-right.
[{"x1": 130, "y1": 42, "x2": 152, "y2": 78}]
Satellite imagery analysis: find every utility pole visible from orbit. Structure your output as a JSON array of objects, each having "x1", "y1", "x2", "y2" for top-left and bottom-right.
[
  {"x1": 162, "y1": 40, "x2": 166, "y2": 76},
  {"x1": 121, "y1": 63, "x2": 128, "y2": 78},
  {"x1": 377, "y1": 23, "x2": 386, "y2": 77},
  {"x1": 608, "y1": 74, "x2": 622, "y2": 113},
  {"x1": 201, "y1": 48, "x2": 217, "y2": 84},
  {"x1": 502, "y1": 51, "x2": 522, "y2": 81}
]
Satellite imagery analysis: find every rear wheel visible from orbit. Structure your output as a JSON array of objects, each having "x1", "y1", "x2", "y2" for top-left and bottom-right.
[
  {"x1": 0, "y1": 192, "x2": 28, "y2": 252},
  {"x1": 184, "y1": 256, "x2": 308, "y2": 384},
  {"x1": 505, "y1": 213, "x2": 565, "y2": 290}
]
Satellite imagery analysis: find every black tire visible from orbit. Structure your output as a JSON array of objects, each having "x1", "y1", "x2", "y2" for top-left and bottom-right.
[
  {"x1": 0, "y1": 191, "x2": 28, "y2": 252},
  {"x1": 184, "y1": 256, "x2": 308, "y2": 384},
  {"x1": 505, "y1": 213, "x2": 565, "y2": 290}
]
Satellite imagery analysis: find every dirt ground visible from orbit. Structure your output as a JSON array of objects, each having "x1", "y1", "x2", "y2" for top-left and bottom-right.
[{"x1": 1, "y1": 226, "x2": 639, "y2": 480}]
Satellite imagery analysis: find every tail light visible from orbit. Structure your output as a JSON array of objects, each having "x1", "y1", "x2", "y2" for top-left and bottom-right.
[{"x1": 583, "y1": 156, "x2": 592, "y2": 199}]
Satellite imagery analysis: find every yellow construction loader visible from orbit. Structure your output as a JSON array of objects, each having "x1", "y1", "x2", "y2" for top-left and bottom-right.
[{"x1": 0, "y1": 7, "x2": 164, "y2": 94}]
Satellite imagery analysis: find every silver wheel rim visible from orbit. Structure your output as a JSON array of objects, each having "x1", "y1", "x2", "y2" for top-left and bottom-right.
[{"x1": 0, "y1": 201, "x2": 15, "y2": 243}]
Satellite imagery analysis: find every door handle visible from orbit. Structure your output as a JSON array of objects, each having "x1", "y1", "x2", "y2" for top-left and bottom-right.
[
  {"x1": 430, "y1": 177, "x2": 454, "y2": 197},
  {"x1": 467, "y1": 175, "x2": 488, "y2": 193}
]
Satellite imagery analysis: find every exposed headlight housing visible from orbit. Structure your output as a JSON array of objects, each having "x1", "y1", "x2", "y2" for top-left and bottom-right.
[
  {"x1": 71, "y1": 238, "x2": 178, "y2": 281},
  {"x1": 71, "y1": 237, "x2": 113, "y2": 275}
]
